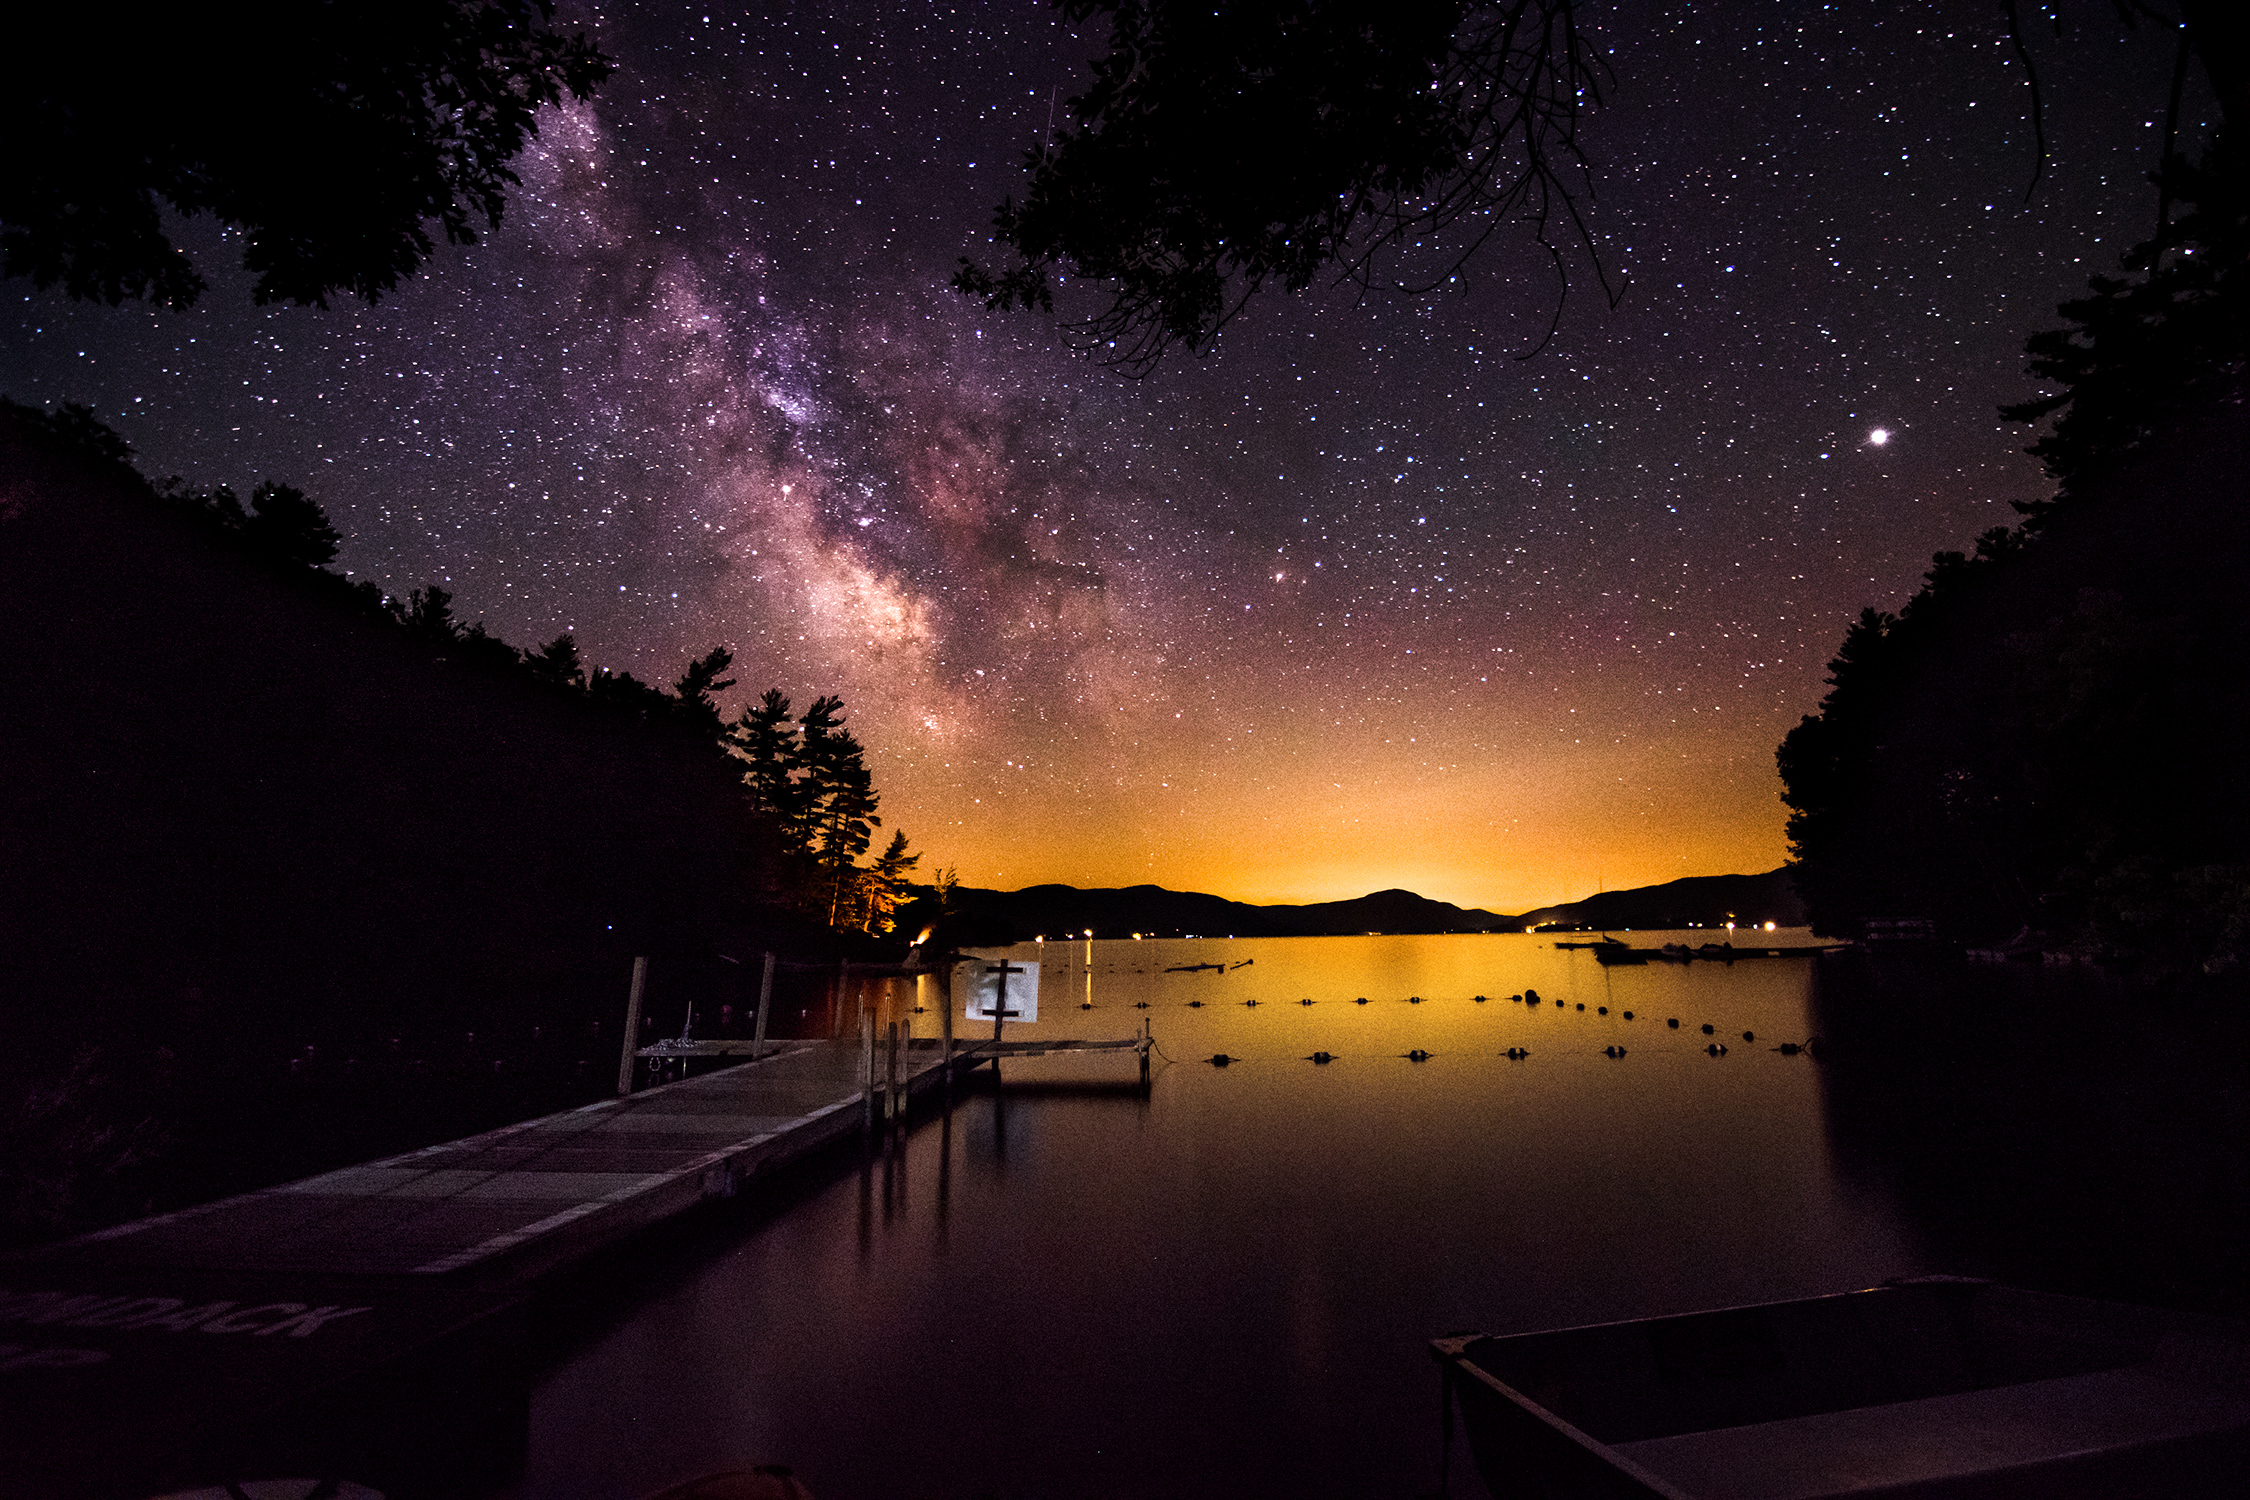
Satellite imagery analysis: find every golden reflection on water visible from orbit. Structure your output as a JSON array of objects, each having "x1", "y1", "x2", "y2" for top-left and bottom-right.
[
  {"x1": 948, "y1": 931, "x2": 1824, "y2": 1065},
  {"x1": 523, "y1": 931, "x2": 1921, "y2": 1500}
]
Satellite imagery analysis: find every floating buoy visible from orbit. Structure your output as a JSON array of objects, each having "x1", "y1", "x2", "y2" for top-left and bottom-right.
[
  {"x1": 1511, "y1": 994, "x2": 1523, "y2": 1003},
  {"x1": 1188, "y1": 1000, "x2": 1204, "y2": 1009},
  {"x1": 1776, "y1": 1042, "x2": 1803, "y2": 1055},
  {"x1": 1300, "y1": 997, "x2": 1315, "y2": 1005},
  {"x1": 1244, "y1": 999, "x2": 1259, "y2": 1008},
  {"x1": 1406, "y1": 1049, "x2": 1432, "y2": 1061},
  {"x1": 1134, "y1": 1001, "x2": 1151, "y2": 1009},
  {"x1": 1623, "y1": 1010, "x2": 1634, "y2": 1020},
  {"x1": 1355, "y1": 996, "x2": 1370, "y2": 1005},
  {"x1": 1473, "y1": 994, "x2": 1488, "y2": 1003},
  {"x1": 1210, "y1": 1053, "x2": 1234, "y2": 1066},
  {"x1": 1524, "y1": 988, "x2": 1542, "y2": 1004},
  {"x1": 1705, "y1": 1043, "x2": 1728, "y2": 1056},
  {"x1": 1742, "y1": 1030, "x2": 1755, "y2": 1042},
  {"x1": 1309, "y1": 1051, "x2": 1335, "y2": 1064},
  {"x1": 1597, "y1": 1006, "x2": 1608, "y2": 1015},
  {"x1": 1081, "y1": 1001, "x2": 1093, "y2": 1010},
  {"x1": 1408, "y1": 995, "x2": 1423, "y2": 1004},
  {"x1": 1504, "y1": 1047, "x2": 1530, "y2": 1060},
  {"x1": 1604, "y1": 1045, "x2": 1628, "y2": 1059},
  {"x1": 1668, "y1": 1018, "x2": 1680, "y2": 1029},
  {"x1": 1575, "y1": 1003, "x2": 1585, "y2": 1011},
  {"x1": 1700, "y1": 1023, "x2": 1715, "y2": 1035}
]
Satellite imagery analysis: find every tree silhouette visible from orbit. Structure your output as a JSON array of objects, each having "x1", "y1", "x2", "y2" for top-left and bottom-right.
[
  {"x1": 964, "y1": 2, "x2": 2250, "y2": 374},
  {"x1": 729, "y1": 690, "x2": 803, "y2": 826},
  {"x1": 672, "y1": 647, "x2": 737, "y2": 736},
  {"x1": 3, "y1": 2, "x2": 610, "y2": 308},
  {"x1": 723, "y1": 691, "x2": 890, "y2": 924},
  {"x1": 2003, "y1": 134, "x2": 2249, "y2": 514},
  {"x1": 859, "y1": 830, "x2": 924, "y2": 935},
  {"x1": 0, "y1": 398, "x2": 134, "y2": 469},
  {"x1": 955, "y1": 0, "x2": 1613, "y2": 373},
  {"x1": 240, "y1": 482, "x2": 342, "y2": 569},
  {"x1": 403, "y1": 585, "x2": 459, "y2": 643},
  {"x1": 1779, "y1": 133, "x2": 2250, "y2": 967},
  {"x1": 521, "y1": 632, "x2": 586, "y2": 690},
  {"x1": 795, "y1": 696, "x2": 882, "y2": 919}
]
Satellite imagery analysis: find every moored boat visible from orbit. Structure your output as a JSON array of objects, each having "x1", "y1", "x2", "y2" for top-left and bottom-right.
[{"x1": 1431, "y1": 1278, "x2": 2250, "y2": 1498}]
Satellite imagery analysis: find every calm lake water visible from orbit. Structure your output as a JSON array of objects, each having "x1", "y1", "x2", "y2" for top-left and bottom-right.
[{"x1": 499, "y1": 932, "x2": 2246, "y2": 1500}]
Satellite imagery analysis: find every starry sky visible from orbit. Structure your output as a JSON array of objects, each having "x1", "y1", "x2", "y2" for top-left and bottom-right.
[{"x1": 1, "y1": 2, "x2": 2211, "y2": 912}]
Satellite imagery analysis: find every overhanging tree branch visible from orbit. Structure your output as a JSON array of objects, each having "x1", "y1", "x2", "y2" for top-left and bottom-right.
[{"x1": 954, "y1": 0, "x2": 1624, "y2": 375}]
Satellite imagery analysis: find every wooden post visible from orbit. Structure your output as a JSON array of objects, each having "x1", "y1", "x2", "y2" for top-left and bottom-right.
[
  {"x1": 939, "y1": 961, "x2": 954, "y2": 1105},
  {"x1": 860, "y1": 1007, "x2": 875, "y2": 1140},
  {"x1": 984, "y1": 959, "x2": 1028, "y2": 1069},
  {"x1": 900, "y1": 1012, "x2": 913, "y2": 1133},
  {"x1": 616, "y1": 956, "x2": 648, "y2": 1097},
  {"x1": 752, "y1": 951, "x2": 774, "y2": 1059}
]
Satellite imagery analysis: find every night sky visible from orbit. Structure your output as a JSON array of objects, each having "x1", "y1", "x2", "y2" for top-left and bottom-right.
[{"x1": 0, "y1": 2, "x2": 2209, "y2": 911}]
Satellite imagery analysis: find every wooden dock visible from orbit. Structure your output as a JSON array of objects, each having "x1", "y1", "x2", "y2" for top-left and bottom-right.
[
  {"x1": 0, "y1": 1027, "x2": 1146, "y2": 1493},
  {"x1": 1588, "y1": 941, "x2": 1843, "y2": 966}
]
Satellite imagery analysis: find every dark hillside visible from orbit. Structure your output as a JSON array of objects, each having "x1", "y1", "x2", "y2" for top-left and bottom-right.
[
  {"x1": 931, "y1": 882, "x2": 1513, "y2": 941},
  {"x1": 1514, "y1": 868, "x2": 1807, "y2": 931},
  {"x1": 924, "y1": 873, "x2": 1795, "y2": 942},
  {"x1": 0, "y1": 409, "x2": 827, "y2": 1242}
]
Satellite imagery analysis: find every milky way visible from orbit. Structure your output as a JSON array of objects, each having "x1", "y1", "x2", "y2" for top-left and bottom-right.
[{"x1": 0, "y1": 2, "x2": 2207, "y2": 909}]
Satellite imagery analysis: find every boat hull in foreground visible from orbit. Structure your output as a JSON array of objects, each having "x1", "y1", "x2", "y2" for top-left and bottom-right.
[{"x1": 1431, "y1": 1280, "x2": 2250, "y2": 1499}]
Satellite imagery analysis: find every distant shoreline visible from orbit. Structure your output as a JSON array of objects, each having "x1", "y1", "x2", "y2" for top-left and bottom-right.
[{"x1": 926, "y1": 867, "x2": 1809, "y2": 943}]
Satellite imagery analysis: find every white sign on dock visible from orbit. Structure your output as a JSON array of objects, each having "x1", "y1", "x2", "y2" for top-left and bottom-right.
[{"x1": 963, "y1": 960, "x2": 1038, "y2": 1022}]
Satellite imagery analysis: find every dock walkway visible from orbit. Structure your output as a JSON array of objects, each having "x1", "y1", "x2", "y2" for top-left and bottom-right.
[{"x1": 1, "y1": 1031, "x2": 1142, "y2": 1492}]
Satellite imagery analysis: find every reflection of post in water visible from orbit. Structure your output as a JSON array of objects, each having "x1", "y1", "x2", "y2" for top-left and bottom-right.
[
  {"x1": 936, "y1": 1089, "x2": 952, "y2": 1235},
  {"x1": 892, "y1": 1090, "x2": 909, "y2": 1211},
  {"x1": 992, "y1": 1072, "x2": 1008, "y2": 1165},
  {"x1": 856, "y1": 1128, "x2": 874, "y2": 1257},
  {"x1": 880, "y1": 1119, "x2": 898, "y2": 1218},
  {"x1": 885, "y1": 1020, "x2": 899, "y2": 1137}
]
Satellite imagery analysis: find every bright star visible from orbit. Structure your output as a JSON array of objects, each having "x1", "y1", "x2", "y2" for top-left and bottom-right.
[{"x1": 1869, "y1": 428, "x2": 1891, "y2": 446}]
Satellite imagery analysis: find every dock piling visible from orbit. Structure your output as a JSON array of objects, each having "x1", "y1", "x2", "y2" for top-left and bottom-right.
[
  {"x1": 941, "y1": 963, "x2": 954, "y2": 1099},
  {"x1": 860, "y1": 1008, "x2": 875, "y2": 1140},
  {"x1": 752, "y1": 951, "x2": 774, "y2": 1058},
  {"x1": 617, "y1": 955, "x2": 648, "y2": 1097}
]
